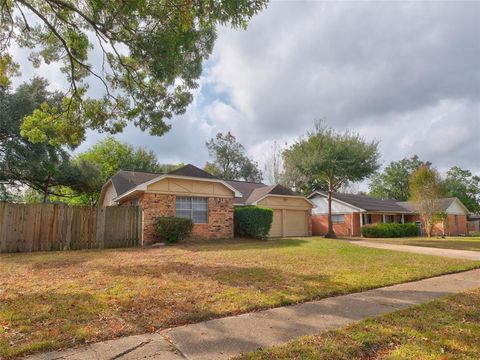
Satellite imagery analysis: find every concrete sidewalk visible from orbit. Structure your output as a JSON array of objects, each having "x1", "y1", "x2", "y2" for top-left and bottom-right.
[
  {"x1": 25, "y1": 269, "x2": 480, "y2": 360},
  {"x1": 350, "y1": 240, "x2": 480, "y2": 261}
]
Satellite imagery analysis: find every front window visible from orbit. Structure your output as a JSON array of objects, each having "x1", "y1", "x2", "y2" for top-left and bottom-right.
[
  {"x1": 332, "y1": 214, "x2": 345, "y2": 224},
  {"x1": 384, "y1": 215, "x2": 394, "y2": 223},
  {"x1": 176, "y1": 196, "x2": 208, "y2": 223},
  {"x1": 362, "y1": 214, "x2": 372, "y2": 224}
]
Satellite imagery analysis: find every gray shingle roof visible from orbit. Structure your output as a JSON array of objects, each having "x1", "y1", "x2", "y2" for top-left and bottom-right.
[
  {"x1": 225, "y1": 180, "x2": 267, "y2": 205},
  {"x1": 310, "y1": 192, "x2": 412, "y2": 213},
  {"x1": 310, "y1": 192, "x2": 465, "y2": 214},
  {"x1": 245, "y1": 185, "x2": 276, "y2": 204},
  {"x1": 168, "y1": 164, "x2": 219, "y2": 180},
  {"x1": 111, "y1": 164, "x2": 222, "y2": 198},
  {"x1": 398, "y1": 198, "x2": 457, "y2": 213},
  {"x1": 110, "y1": 170, "x2": 159, "y2": 197},
  {"x1": 226, "y1": 182, "x2": 301, "y2": 205},
  {"x1": 468, "y1": 213, "x2": 480, "y2": 221}
]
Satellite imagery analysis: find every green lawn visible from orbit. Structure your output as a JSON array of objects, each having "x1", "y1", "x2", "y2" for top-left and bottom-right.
[
  {"x1": 1, "y1": 237, "x2": 479, "y2": 358},
  {"x1": 357, "y1": 236, "x2": 480, "y2": 252},
  {"x1": 239, "y1": 288, "x2": 480, "y2": 360}
]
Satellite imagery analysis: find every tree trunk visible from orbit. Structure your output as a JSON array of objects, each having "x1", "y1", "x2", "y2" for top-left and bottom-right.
[
  {"x1": 325, "y1": 180, "x2": 337, "y2": 239},
  {"x1": 43, "y1": 174, "x2": 51, "y2": 203},
  {"x1": 425, "y1": 219, "x2": 433, "y2": 237}
]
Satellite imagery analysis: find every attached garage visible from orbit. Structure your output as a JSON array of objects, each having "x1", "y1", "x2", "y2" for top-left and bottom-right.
[
  {"x1": 270, "y1": 209, "x2": 284, "y2": 237},
  {"x1": 285, "y1": 210, "x2": 309, "y2": 237},
  {"x1": 226, "y1": 181, "x2": 314, "y2": 238},
  {"x1": 256, "y1": 195, "x2": 312, "y2": 238}
]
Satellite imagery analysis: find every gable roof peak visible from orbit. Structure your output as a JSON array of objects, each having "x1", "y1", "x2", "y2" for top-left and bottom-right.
[{"x1": 167, "y1": 163, "x2": 219, "y2": 180}]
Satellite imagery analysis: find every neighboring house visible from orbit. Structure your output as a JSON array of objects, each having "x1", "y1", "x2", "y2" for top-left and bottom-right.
[
  {"x1": 309, "y1": 192, "x2": 469, "y2": 237},
  {"x1": 467, "y1": 214, "x2": 480, "y2": 233},
  {"x1": 99, "y1": 164, "x2": 313, "y2": 243}
]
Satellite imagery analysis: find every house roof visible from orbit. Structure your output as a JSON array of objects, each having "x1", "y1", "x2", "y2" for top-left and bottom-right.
[
  {"x1": 309, "y1": 191, "x2": 412, "y2": 213},
  {"x1": 167, "y1": 164, "x2": 219, "y2": 180},
  {"x1": 245, "y1": 185, "x2": 276, "y2": 204},
  {"x1": 107, "y1": 164, "x2": 305, "y2": 205},
  {"x1": 309, "y1": 192, "x2": 470, "y2": 214},
  {"x1": 225, "y1": 180, "x2": 267, "y2": 205},
  {"x1": 109, "y1": 164, "x2": 223, "y2": 199},
  {"x1": 398, "y1": 198, "x2": 459, "y2": 213},
  {"x1": 226, "y1": 181, "x2": 303, "y2": 205},
  {"x1": 468, "y1": 213, "x2": 480, "y2": 221},
  {"x1": 110, "y1": 170, "x2": 160, "y2": 197}
]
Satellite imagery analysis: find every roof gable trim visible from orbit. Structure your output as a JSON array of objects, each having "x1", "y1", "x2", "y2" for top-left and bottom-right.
[
  {"x1": 308, "y1": 191, "x2": 365, "y2": 211},
  {"x1": 113, "y1": 174, "x2": 242, "y2": 201},
  {"x1": 251, "y1": 193, "x2": 315, "y2": 207}
]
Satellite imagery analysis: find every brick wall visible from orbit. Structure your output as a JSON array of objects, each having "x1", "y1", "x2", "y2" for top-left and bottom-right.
[
  {"x1": 405, "y1": 214, "x2": 468, "y2": 236},
  {"x1": 445, "y1": 214, "x2": 468, "y2": 235},
  {"x1": 138, "y1": 193, "x2": 176, "y2": 244},
  {"x1": 136, "y1": 193, "x2": 234, "y2": 244},
  {"x1": 311, "y1": 213, "x2": 359, "y2": 236},
  {"x1": 307, "y1": 211, "x2": 313, "y2": 236},
  {"x1": 191, "y1": 197, "x2": 234, "y2": 240}
]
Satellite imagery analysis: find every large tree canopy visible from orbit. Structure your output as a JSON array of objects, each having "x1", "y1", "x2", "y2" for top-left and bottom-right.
[
  {"x1": 442, "y1": 166, "x2": 480, "y2": 213},
  {"x1": 205, "y1": 131, "x2": 262, "y2": 182},
  {"x1": 0, "y1": 77, "x2": 97, "y2": 201},
  {"x1": 0, "y1": 0, "x2": 267, "y2": 146},
  {"x1": 369, "y1": 155, "x2": 431, "y2": 201},
  {"x1": 283, "y1": 123, "x2": 380, "y2": 238}
]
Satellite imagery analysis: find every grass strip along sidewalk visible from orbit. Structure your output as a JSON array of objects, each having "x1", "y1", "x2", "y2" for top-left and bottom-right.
[
  {"x1": 358, "y1": 236, "x2": 480, "y2": 252},
  {"x1": 239, "y1": 287, "x2": 480, "y2": 359}
]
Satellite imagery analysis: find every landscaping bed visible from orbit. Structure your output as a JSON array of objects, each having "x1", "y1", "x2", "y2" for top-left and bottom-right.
[{"x1": 1, "y1": 237, "x2": 479, "y2": 358}]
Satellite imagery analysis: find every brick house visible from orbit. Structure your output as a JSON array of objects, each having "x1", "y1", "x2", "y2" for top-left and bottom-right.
[
  {"x1": 309, "y1": 192, "x2": 469, "y2": 237},
  {"x1": 99, "y1": 164, "x2": 313, "y2": 243}
]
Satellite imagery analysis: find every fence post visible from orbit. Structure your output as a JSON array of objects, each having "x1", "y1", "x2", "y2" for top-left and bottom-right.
[
  {"x1": 64, "y1": 206, "x2": 74, "y2": 250},
  {"x1": 96, "y1": 207, "x2": 106, "y2": 249},
  {"x1": 138, "y1": 206, "x2": 144, "y2": 247}
]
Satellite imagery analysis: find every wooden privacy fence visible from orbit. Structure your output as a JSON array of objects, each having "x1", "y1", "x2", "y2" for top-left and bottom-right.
[{"x1": 0, "y1": 203, "x2": 142, "y2": 253}]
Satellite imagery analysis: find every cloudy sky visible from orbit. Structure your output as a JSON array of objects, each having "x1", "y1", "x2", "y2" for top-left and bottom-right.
[{"x1": 12, "y1": 0, "x2": 480, "y2": 184}]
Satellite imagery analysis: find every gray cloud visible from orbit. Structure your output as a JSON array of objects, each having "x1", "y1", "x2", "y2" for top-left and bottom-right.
[{"x1": 209, "y1": 1, "x2": 480, "y2": 174}]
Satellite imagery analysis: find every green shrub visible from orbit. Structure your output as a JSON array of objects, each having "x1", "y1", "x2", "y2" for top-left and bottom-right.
[
  {"x1": 234, "y1": 206, "x2": 274, "y2": 239},
  {"x1": 361, "y1": 222, "x2": 419, "y2": 238},
  {"x1": 154, "y1": 217, "x2": 193, "y2": 244}
]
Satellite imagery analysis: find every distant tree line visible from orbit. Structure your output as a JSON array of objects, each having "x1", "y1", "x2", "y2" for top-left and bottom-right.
[{"x1": 369, "y1": 156, "x2": 480, "y2": 212}]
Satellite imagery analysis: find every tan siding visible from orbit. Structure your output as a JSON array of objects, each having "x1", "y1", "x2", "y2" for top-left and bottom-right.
[
  {"x1": 269, "y1": 209, "x2": 283, "y2": 237},
  {"x1": 260, "y1": 195, "x2": 312, "y2": 238},
  {"x1": 285, "y1": 210, "x2": 308, "y2": 237},
  {"x1": 257, "y1": 195, "x2": 312, "y2": 210},
  {"x1": 146, "y1": 178, "x2": 234, "y2": 198}
]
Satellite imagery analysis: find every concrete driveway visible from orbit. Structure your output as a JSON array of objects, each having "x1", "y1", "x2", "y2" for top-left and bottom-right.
[{"x1": 349, "y1": 240, "x2": 480, "y2": 261}]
